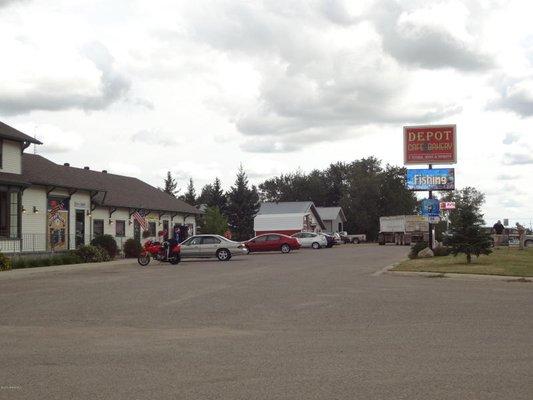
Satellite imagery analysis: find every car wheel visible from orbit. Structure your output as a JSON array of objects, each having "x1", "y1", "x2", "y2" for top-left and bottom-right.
[
  {"x1": 281, "y1": 244, "x2": 291, "y2": 253},
  {"x1": 137, "y1": 253, "x2": 150, "y2": 266},
  {"x1": 169, "y1": 255, "x2": 181, "y2": 265},
  {"x1": 216, "y1": 249, "x2": 231, "y2": 261},
  {"x1": 311, "y1": 242, "x2": 320, "y2": 249},
  {"x1": 352, "y1": 238, "x2": 360, "y2": 244}
]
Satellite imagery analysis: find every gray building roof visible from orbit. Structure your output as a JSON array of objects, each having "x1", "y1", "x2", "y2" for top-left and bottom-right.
[
  {"x1": 257, "y1": 201, "x2": 325, "y2": 229},
  {"x1": 18, "y1": 154, "x2": 201, "y2": 215},
  {"x1": 0, "y1": 121, "x2": 42, "y2": 146},
  {"x1": 316, "y1": 207, "x2": 347, "y2": 222},
  {"x1": 258, "y1": 201, "x2": 315, "y2": 215}
]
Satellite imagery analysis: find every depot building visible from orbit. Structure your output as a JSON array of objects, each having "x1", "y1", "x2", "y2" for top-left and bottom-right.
[{"x1": 0, "y1": 121, "x2": 201, "y2": 254}]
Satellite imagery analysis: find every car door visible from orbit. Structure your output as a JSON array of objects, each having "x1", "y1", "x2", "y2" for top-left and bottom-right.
[
  {"x1": 180, "y1": 236, "x2": 202, "y2": 257},
  {"x1": 251, "y1": 235, "x2": 268, "y2": 252},
  {"x1": 266, "y1": 234, "x2": 281, "y2": 251},
  {"x1": 200, "y1": 236, "x2": 221, "y2": 257}
]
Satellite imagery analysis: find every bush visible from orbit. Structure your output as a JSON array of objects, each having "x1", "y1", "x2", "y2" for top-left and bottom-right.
[
  {"x1": 433, "y1": 245, "x2": 451, "y2": 257},
  {"x1": 76, "y1": 245, "x2": 110, "y2": 263},
  {"x1": 123, "y1": 238, "x2": 143, "y2": 258},
  {"x1": 409, "y1": 241, "x2": 429, "y2": 259},
  {"x1": 90, "y1": 235, "x2": 118, "y2": 259},
  {"x1": 0, "y1": 252, "x2": 12, "y2": 271},
  {"x1": 61, "y1": 253, "x2": 81, "y2": 265},
  {"x1": 12, "y1": 258, "x2": 26, "y2": 269}
]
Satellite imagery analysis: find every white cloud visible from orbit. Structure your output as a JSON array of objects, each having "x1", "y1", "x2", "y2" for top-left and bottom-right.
[{"x1": 0, "y1": 0, "x2": 532, "y2": 220}]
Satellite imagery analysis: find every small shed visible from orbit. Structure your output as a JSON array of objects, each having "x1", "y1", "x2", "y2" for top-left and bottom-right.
[
  {"x1": 316, "y1": 207, "x2": 347, "y2": 233},
  {"x1": 254, "y1": 201, "x2": 325, "y2": 236}
]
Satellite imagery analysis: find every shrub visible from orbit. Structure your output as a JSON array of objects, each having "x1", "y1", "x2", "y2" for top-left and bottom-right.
[
  {"x1": 61, "y1": 253, "x2": 81, "y2": 265},
  {"x1": 409, "y1": 241, "x2": 429, "y2": 259},
  {"x1": 0, "y1": 252, "x2": 12, "y2": 271},
  {"x1": 41, "y1": 257, "x2": 52, "y2": 267},
  {"x1": 51, "y1": 255, "x2": 64, "y2": 266},
  {"x1": 91, "y1": 235, "x2": 118, "y2": 259},
  {"x1": 76, "y1": 245, "x2": 110, "y2": 263},
  {"x1": 433, "y1": 245, "x2": 451, "y2": 257},
  {"x1": 123, "y1": 238, "x2": 143, "y2": 258},
  {"x1": 12, "y1": 258, "x2": 26, "y2": 269}
]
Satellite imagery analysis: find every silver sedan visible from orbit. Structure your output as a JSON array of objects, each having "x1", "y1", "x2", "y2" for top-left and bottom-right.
[{"x1": 179, "y1": 234, "x2": 248, "y2": 261}]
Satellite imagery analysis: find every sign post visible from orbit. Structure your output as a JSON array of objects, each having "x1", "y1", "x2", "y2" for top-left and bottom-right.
[{"x1": 404, "y1": 124, "x2": 457, "y2": 251}]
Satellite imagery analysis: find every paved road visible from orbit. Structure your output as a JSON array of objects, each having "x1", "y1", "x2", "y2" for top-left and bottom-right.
[{"x1": 0, "y1": 245, "x2": 531, "y2": 399}]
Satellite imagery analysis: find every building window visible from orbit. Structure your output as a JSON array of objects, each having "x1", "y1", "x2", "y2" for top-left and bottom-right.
[
  {"x1": 148, "y1": 221, "x2": 156, "y2": 237},
  {"x1": 116, "y1": 220, "x2": 125, "y2": 237},
  {"x1": 0, "y1": 191, "x2": 20, "y2": 238},
  {"x1": 93, "y1": 219, "x2": 104, "y2": 236}
]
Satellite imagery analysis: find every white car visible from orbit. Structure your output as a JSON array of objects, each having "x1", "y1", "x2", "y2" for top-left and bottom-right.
[
  {"x1": 291, "y1": 232, "x2": 328, "y2": 249},
  {"x1": 179, "y1": 234, "x2": 248, "y2": 261}
]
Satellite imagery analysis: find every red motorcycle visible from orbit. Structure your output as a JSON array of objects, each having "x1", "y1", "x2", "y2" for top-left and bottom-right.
[{"x1": 138, "y1": 240, "x2": 181, "y2": 266}]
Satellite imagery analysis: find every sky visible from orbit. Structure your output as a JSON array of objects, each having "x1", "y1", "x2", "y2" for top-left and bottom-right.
[{"x1": 0, "y1": 0, "x2": 532, "y2": 228}]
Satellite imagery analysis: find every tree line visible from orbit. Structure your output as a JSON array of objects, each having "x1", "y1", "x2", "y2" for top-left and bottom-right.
[{"x1": 161, "y1": 157, "x2": 418, "y2": 241}]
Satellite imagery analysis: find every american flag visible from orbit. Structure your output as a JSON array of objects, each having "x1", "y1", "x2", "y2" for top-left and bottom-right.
[{"x1": 132, "y1": 211, "x2": 148, "y2": 231}]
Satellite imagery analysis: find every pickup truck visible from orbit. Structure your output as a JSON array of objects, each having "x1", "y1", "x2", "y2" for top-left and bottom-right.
[{"x1": 339, "y1": 232, "x2": 366, "y2": 244}]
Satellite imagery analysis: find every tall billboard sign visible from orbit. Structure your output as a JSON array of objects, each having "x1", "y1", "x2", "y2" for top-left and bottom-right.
[
  {"x1": 404, "y1": 125, "x2": 457, "y2": 165},
  {"x1": 406, "y1": 168, "x2": 455, "y2": 191}
]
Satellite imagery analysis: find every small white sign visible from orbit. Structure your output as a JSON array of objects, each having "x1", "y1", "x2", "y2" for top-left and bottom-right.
[
  {"x1": 439, "y1": 201, "x2": 456, "y2": 210},
  {"x1": 428, "y1": 216, "x2": 441, "y2": 224}
]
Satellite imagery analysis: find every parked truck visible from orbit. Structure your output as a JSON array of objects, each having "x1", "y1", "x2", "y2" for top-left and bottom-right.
[
  {"x1": 339, "y1": 232, "x2": 367, "y2": 244},
  {"x1": 378, "y1": 215, "x2": 429, "y2": 245}
]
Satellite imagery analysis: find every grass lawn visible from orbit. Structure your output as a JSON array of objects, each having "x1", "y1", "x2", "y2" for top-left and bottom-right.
[{"x1": 393, "y1": 247, "x2": 533, "y2": 277}]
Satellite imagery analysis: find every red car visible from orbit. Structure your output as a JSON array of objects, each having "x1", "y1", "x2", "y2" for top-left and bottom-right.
[{"x1": 245, "y1": 233, "x2": 301, "y2": 254}]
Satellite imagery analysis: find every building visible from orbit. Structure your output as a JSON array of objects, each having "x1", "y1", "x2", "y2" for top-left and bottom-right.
[
  {"x1": 0, "y1": 121, "x2": 202, "y2": 254},
  {"x1": 254, "y1": 201, "x2": 325, "y2": 236},
  {"x1": 315, "y1": 207, "x2": 347, "y2": 233}
]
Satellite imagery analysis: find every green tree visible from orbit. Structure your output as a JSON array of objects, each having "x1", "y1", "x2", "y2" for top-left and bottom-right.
[
  {"x1": 226, "y1": 166, "x2": 260, "y2": 241},
  {"x1": 258, "y1": 157, "x2": 417, "y2": 240},
  {"x1": 180, "y1": 178, "x2": 196, "y2": 205},
  {"x1": 160, "y1": 171, "x2": 179, "y2": 197},
  {"x1": 197, "y1": 178, "x2": 227, "y2": 213},
  {"x1": 202, "y1": 206, "x2": 229, "y2": 236},
  {"x1": 443, "y1": 187, "x2": 492, "y2": 263}
]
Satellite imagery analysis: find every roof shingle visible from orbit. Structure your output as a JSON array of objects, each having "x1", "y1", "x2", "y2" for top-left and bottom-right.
[
  {"x1": 0, "y1": 121, "x2": 42, "y2": 145},
  {"x1": 21, "y1": 154, "x2": 201, "y2": 214}
]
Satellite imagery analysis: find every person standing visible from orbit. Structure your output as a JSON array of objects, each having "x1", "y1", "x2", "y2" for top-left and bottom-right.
[{"x1": 492, "y1": 220, "x2": 504, "y2": 246}]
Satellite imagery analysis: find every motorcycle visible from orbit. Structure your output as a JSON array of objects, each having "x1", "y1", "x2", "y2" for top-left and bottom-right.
[{"x1": 137, "y1": 240, "x2": 181, "y2": 266}]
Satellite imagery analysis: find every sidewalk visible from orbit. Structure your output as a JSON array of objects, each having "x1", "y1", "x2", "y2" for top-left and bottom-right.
[{"x1": 0, "y1": 258, "x2": 135, "y2": 280}]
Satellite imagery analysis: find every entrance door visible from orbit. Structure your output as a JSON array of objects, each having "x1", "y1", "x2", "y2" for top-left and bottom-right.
[
  {"x1": 134, "y1": 220, "x2": 141, "y2": 242},
  {"x1": 75, "y1": 210, "x2": 85, "y2": 248}
]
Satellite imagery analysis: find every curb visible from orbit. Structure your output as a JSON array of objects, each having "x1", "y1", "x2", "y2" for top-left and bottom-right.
[
  {"x1": 384, "y1": 269, "x2": 532, "y2": 283},
  {"x1": 0, "y1": 258, "x2": 135, "y2": 280}
]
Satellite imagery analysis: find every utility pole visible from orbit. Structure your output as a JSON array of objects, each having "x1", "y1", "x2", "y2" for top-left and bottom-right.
[{"x1": 428, "y1": 164, "x2": 433, "y2": 250}]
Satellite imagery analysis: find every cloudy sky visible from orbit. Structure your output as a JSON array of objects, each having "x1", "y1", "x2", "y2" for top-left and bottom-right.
[{"x1": 0, "y1": 0, "x2": 532, "y2": 227}]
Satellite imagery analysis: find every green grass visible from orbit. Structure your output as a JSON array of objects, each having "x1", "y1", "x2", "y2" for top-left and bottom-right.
[{"x1": 394, "y1": 247, "x2": 533, "y2": 277}]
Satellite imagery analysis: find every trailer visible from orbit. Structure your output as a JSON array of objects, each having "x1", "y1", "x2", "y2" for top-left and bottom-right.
[{"x1": 378, "y1": 215, "x2": 429, "y2": 245}]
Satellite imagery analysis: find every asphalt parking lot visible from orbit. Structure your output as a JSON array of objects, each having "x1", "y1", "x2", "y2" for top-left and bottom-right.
[{"x1": 0, "y1": 244, "x2": 532, "y2": 400}]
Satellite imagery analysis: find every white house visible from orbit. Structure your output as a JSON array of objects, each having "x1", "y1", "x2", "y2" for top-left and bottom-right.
[
  {"x1": 315, "y1": 207, "x2": 347, "y2": 233},
  {"x1": 254, "y1": 201, "x2": 325, "y2": 236},
  {"x1": 0, "y1": 121, "x2": 202, "y2": 254}
]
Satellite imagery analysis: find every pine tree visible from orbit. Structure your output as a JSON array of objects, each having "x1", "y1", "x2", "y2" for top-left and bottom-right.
[
  {"x1": 444, "y1": 187, "x2": 492, "y2": 263},
  {"x1": 182, "y1": 178, "x2": 196, "y2": 205},
  {"x1": 197, "y1": 178, "x2": 227, "y2": 213},
  {"x1": 161, "y1": 171, "x2": 179, "y2": 197},
  {"x1": 226, "y1": 166, "x2": 260, "y2": 241}
]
